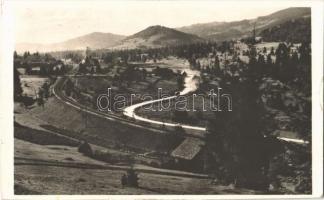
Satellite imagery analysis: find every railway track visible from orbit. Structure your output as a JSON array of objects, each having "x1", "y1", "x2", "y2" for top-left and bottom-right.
[
  {"x1": 15, "y1": 157, "x2": 209, "y2": 179},
  {"x1": 52, "y1": 76, "x2": 205, "y2": 138}
]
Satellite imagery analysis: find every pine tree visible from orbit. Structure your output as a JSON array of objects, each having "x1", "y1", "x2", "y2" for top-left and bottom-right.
[
  {"x1": 14, "y1": 51, "x2": 18, "y2": 59},
  {"x1": 14, "y1": 68, "x2": 23, "y2": 101}
]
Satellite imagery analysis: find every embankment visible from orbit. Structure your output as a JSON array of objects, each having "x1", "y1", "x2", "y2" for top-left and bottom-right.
[{"x1": 26, "y1": 96, "x2": 183, "y2": 153}]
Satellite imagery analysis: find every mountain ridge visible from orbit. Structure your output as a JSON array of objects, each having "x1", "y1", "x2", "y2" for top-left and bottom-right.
[
  {"x1": 177, "y1": 7, "x2": 311, "y2": 41},
  {"x1": 16, "y1": 32, "x2": 126, "y2": 53},
  {"x1": 16, "y1": 7, "x2": 311, "y2": 53},
  {"x1": 112, "y1": 25, "x2": 204, "y2": 50}
]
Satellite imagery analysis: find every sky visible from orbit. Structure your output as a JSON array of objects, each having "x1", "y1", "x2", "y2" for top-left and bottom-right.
[{"x1": 9, "y1": 1, "x2": 293, "y2": 44}]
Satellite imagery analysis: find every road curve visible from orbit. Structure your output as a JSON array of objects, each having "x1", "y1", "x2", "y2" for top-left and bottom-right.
[
  {"x1": 52, "y1": 76, "x2": 204, "y2": 138},
  {"x1": 123, "y1": 69, "x2": 206, "y2": 131}
]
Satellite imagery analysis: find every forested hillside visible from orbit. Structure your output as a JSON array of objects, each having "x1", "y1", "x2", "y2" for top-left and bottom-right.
[{"x1": 260, "y1": 17, "x2": 311, "y2": 43}]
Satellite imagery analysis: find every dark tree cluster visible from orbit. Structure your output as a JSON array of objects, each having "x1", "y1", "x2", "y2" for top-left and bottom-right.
[
  {"x1": 98, "y1": 41, "x2": 235, "y2": 66},
  {"x1": 205, "y1": 62, "x2": 272, "y2": 189},
  {"x1": 14, "y1": 51, "x2": 67, "y2": 76},
  {"x1": 202, "y1": 40, "x2": 311, "y2": 191},
  {"x1": 78, "y1": 56, "x2": 101, "y2": 74},
  {"x1": 260, "y1": 18, "x2": 311, "y2": 43},
  {"x1": 14, "y1": 67, "x2": 23, "y2": 101}
]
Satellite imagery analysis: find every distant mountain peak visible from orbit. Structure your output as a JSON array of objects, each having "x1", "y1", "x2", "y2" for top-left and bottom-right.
[
  {"x1": 114, "y1": 25, "x2": 204, "y2": 49},
  {"x1": 147, "y1": 25, "x2": 164, "y2": 28},
  {"x1": 128, "y1": 25, "x2": 193, "y2": 39}
]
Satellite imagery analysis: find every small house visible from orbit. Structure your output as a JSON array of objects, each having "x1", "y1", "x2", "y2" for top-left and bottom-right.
[
  {"x1": 16, "y1": 68, "x2": 26, "y2": 75},
  {"x1": 171, "y1": 137, "x2": 205, "y2": 172},
  {"x1": 30, "y1": 67, "x2": 41, "y2": 75}
]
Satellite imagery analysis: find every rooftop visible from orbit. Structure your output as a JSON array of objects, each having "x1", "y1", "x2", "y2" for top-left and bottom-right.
[{"x1": 171, "y1": 137, "x2": 205, "y2": 160}]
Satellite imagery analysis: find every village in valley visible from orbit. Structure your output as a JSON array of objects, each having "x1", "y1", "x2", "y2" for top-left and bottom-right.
[{"x1": 13, "y1": 7, "x2": 312, "y2": 194}]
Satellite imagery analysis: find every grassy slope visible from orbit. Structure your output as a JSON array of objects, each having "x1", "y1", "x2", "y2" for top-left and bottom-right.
[
  {"x1": 24, "y1": 96, "x2": 183, "y2": 153},
  {"x1": 15, "y1": 139, "x2": 259, "y2": 194}
]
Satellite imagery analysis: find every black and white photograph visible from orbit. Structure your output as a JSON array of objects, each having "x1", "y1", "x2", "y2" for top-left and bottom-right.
[{"x1": 0, "y1": 0, "x2": 323, "y2": 198}]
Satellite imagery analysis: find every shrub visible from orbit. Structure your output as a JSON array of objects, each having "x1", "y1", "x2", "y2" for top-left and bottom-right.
[{"x1": 78, "y1": 141, "x2": 93, "y2": 156}]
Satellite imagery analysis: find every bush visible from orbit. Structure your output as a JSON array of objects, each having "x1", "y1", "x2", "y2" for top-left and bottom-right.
[
  {"x1": 90, "y1": 149, "x2": 133, "y2": 164},
  {"x1": 126, "y1": 168, "x2": 139, "y2": 187},
  {"x1": 78, "y1": 141, "x2": 93, "y2": 156}
]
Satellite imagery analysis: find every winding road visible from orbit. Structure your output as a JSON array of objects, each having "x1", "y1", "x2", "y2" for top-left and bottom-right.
[
  {"x1": 123, "y1": 68, "x2": 206, "y2": 131},
  {"x1": 53, "y1": 70, "x2": 309, "y2": 144}
]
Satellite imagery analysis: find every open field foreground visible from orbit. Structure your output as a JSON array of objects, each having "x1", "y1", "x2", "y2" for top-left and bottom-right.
[{"x1": 15, "y1": 139, "x2": 261, "y2": 194}]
